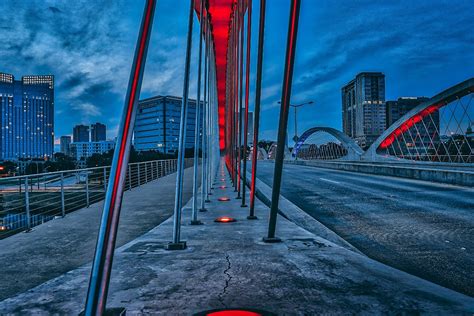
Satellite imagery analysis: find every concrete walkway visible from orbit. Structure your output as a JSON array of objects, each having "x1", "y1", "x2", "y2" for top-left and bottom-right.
[
  {"x1": 0, "y1": 167, "x2": 197, "y2": 301},
  {"x1": 1, "y1": 161, "x2": 473, "y2": 314}
]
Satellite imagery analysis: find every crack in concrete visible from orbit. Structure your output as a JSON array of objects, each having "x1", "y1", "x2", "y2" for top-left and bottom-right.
[{"x1": 218, "y1": 254, "x2": 232, "y2": 308}]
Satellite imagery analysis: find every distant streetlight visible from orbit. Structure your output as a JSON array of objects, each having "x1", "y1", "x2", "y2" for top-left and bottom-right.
[{"x1": 277, "y1": 100, "x2": 314, "y2": 143}]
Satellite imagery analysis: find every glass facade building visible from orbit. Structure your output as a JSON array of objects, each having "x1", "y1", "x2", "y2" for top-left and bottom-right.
[
  {"x1": 91, "y1": 122, "x2": 106, "y2": 141},
  {"x1": 0, "y1": 72, "x2": 54, "y2": 161},
  {"x1": 342, "y1": 72, "x2": 386, "y2": 149},
  {"x1": 60, "y1": 135, "x2": 72, "y2": 156},
  {"x1": 73, "y1": 124, "x2": 90, "y2": 142},
  {"x1": 134, "y1": 95, "x2": 203, "y2": 154}
]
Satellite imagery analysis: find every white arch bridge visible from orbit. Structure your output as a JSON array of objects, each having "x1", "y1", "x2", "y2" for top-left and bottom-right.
[{"x1": 290, "y1": 78, "x2": 474, "y2": 165}]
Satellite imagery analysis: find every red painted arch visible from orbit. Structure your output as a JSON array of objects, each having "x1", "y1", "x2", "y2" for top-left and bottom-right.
[{"x1": 195, "y1": 1, "x2": 248, "y2": 150}]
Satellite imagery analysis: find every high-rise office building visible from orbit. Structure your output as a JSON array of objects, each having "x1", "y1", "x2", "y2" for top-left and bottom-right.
[
  {"x1": 91, "y1": 122, "x2": 106, "y2": 141},
  {"x1": 60, "y1": 135, "x2": 72, "y2": 156},
  {"x1": 134, "y1": 95, "x2": 203, "y2": 153},
  {"x1": 342, "y1": 72, "x2": 386, "y2": 149},
  {"x1": 0, "y1": 72, "x2": 54, "y2": 160},
  {"x1": 386, "y1": 97, "x2": 439, "y2": 156},
  {"x1": 73, "y1": 124, "x2": 89, "y2": 142}
]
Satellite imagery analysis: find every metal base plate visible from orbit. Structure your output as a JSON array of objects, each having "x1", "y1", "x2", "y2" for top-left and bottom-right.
[
  {"x1": 190, "y1": 220, "x2": 203, "y2": 225},
  {"x1": 199, "y1": 208, "x2": 208, "y2": 212},
  {"x1": 247, "y1": 215, "x2": 258, "y2": 220},
  {"x1": 80, "y1": 307, "x2": 126, "y2": 316},
  {"x1": 165, "y1": 241, "x2": 187, "y2": 250},
  {"x1": 263, "y1": 237, "x2": 282, "y2": 243}
]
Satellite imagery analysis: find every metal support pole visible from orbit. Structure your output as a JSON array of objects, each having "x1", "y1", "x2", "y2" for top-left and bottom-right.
[
  {"x1": 200, "y1": 18, "x2": 209, "y2": 211},
  {"x1": 83, "y1": 0, "x2": 156, "y2": 313},
  {"x1": 206, "y1": 43, "x2": 212, "y2": 200},
  {"x1": 233, "y1": 10, "x2": 239, "y2": 190},
  {"x1": 167, "y1": 0, "x2": 194, "y2": 250},
  {"x1": 191, "y1": 0, "x2": 205, "y2": 225},
  {"x1": 86, "y1": 172, "x2": 90, "y2": 207},
  {"x1": 24, "y1": 177, "x2": 31, "y2": 232},
  {"x1": 264, "y1": 0, "x2": 301, "y2": 243},
  {"x1": 236, "y1": 1, "x2": 244, "y2": 200},
  {"x1": 61, "y1": 172, "x2": 66, "y2": 217},
  {"x1": 241, "y1": 0, "x2": 252, "y2": 207},
  {"x1": 249, "y1": 0, "x2": 266, "y2": 220}
]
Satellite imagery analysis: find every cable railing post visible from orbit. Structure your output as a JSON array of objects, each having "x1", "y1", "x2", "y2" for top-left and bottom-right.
[
  {"x1": 166, "y1": 0, "x2": 194, "y2": 251},
  {"x1": 24, "y1": 176, "x2": 31, "y2": 232},
  {"x1": 85, "y1": 172, "x2": 90, "y2": 208},
  {"x1": 249, "y1": 0, "x2": 266, "y2": 219},
  {"x1": 83, "y1": 0, "x2": 156, "y2": 313},
  {"x1": 128, "y1": 165, "x2": 132, "y2": 190},
  {"x1": 145, "y1": 162, "x2": 148, "y2": 183},
  {"x1": 138, "y1": 163, "x2": 142, "y2": 186},
  {"x1": 61, "y1": 172, "x2": 66, "y2": 217},
  {"x1": 103, "y1": 167, "x2": 107, "y2": 191},
  {"x1": 264, "y1": 0, "x2": 301, "y2": 243}
]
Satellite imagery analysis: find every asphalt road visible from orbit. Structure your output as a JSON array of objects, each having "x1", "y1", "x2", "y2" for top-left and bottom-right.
[{"x1": 257, "y1": 162, "x2": 474, "y2": 297}]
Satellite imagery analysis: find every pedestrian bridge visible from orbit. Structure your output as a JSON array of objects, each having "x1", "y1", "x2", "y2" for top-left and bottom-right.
[{"x1": 1, "y1": 0, "x2": 473, "y2": 314}]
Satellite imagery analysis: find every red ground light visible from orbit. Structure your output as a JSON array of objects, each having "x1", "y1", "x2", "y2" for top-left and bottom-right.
[
  {"x1": 207, "y1": 311, "x2": 261, "y2": 316},
  {"x1": 214, "y1": 216, "x2": 236, "y2": 223}
]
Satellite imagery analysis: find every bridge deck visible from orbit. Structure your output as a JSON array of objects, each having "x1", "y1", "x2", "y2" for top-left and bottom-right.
[
  {"x1": 0, "y1": 162, "x2": 472, "y2": 314},
  {"x1": 0, "y1": 167, "x2": 197, "y2": 301}
]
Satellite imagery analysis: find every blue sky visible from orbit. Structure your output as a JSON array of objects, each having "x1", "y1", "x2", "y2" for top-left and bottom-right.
[{"x1": 1, "y1": 0, "x2": 473, "y2": 145}]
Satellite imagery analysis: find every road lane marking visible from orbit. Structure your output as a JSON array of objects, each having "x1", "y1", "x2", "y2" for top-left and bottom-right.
[{"x1": 319, "y1": 178, "x2": 340, "y2": 184}]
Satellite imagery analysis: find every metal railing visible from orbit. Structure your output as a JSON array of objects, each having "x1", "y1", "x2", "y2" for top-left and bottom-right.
[{"x1": 0, "y1": 158, "x2": 193, "y2": 239}]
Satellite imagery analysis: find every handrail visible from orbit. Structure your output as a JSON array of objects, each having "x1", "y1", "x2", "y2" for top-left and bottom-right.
[
  {"x1": 0, "y1": 158, "x2": 194, "y2": 239},
  {"x1": 0, "y1": 158, "x2": 178, "y2": 182}
]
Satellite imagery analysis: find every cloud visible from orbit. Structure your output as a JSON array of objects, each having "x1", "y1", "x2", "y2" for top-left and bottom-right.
[{"x1": 72, "y1": 103, "x2": 102, "y2": 119}]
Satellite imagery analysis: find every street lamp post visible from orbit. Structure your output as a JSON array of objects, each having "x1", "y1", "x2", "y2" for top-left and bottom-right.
[{"x1": 278, "y1": 100, "x2": 314, "y2": 144}]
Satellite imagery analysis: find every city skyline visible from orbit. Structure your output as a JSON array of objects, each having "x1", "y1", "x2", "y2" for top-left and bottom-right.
[{"x1": 1, "y1": 0, "x2": 473, "y2": 144}]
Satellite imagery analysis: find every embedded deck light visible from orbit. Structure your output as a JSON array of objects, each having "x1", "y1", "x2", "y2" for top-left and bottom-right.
[
  {"x1": 219, "y1": 185, "x2": 227, "y2": 189},
  {"x1": 214, "y1": 216, "x2": 236, "y2": 223},
  {"x1": 218, "y1": 197, "x2": 231, "y2": 202},
  {"x1": 195, "y1": 308, "x2": 275, "y2": 316}
]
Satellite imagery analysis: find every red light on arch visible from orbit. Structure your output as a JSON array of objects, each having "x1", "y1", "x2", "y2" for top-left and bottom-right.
[
  {"x1": 379, "y1": 103, "x2": 442, "y2": 149},
  {"x1": 195, "y1": 0, "x2": 248, "y2": 150}
]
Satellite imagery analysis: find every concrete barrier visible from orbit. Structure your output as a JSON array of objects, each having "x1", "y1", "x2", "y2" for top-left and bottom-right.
[{"x1": 282, "y1": 160, "x2": 474, "y2": 187}]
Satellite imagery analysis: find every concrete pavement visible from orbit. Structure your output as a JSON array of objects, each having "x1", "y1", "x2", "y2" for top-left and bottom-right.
[
  {"x1": 1, "y1": 160, "x2": 473, "y2": 314},
  {"x1": 257, "y1": 161, "x2": 474, "y2": 297},
  {"x1": 0, "y1": 167, "x2": 198, "y2": 301}
]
